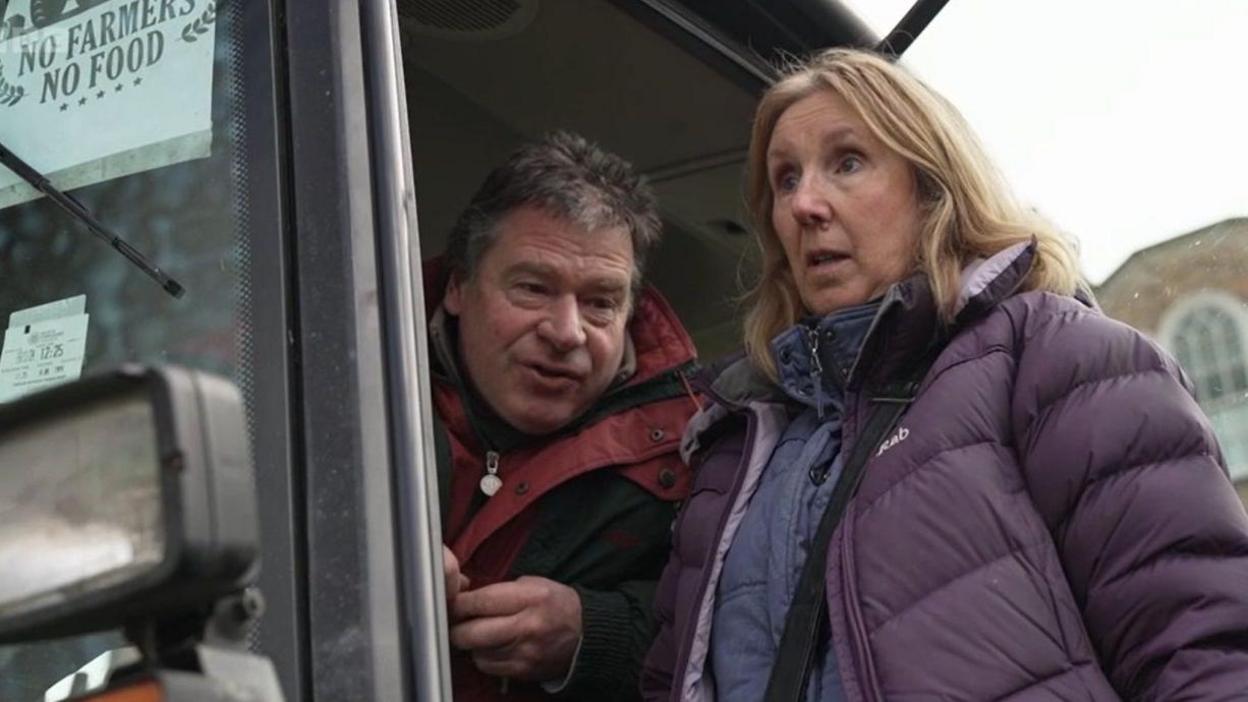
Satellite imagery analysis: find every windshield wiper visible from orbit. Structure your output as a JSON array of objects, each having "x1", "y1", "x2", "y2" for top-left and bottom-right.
[{"x1": 0, "y1": 139, "x2": 185, "y2": 298}]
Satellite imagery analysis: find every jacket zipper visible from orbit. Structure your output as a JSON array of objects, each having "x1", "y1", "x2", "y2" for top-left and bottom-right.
[
  {"x1": 480, "y1": 450, "x2": 501, "y2": 496},
  {"x1": 805, "y1": 325, "x2": 826, "y2": 423},
  {"x1": 808, "y1": 326, "x2": 839, "y2": 485},
  {"x1": 464, "y1": 449, "x2": 501, "y2": 521}
]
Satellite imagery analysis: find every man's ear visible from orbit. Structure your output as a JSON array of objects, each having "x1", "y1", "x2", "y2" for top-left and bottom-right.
[{"x1": 444, "y1": 273, "x2": 464, "y2": 316}]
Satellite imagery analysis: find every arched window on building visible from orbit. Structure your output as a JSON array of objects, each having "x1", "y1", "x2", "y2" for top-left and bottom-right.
[{"x1": 1160, "y1": 292, "x2": 1248, "y2": 482}]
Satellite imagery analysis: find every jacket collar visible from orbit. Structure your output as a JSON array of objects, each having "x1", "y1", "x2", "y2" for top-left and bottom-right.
[
  {"x1": 952, "y1": 240, "x2": 1038, "y2": 327},
  {"x1": 700, "y1": 239, "x2": 1040, "y2": 410},
  {"x1": 852, "y1": 240, "x2": 1037, "y2": 391},
  {"x1": 770, "y1": 300, "x2": 881, "y2": 417}
]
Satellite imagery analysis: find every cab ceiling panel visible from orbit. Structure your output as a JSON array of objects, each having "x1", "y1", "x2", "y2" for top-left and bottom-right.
[
  {"x1": 397, "y1": 0, "x2": 756, "y2": 173},
  {"x1": 663, "y1": 0, "x2": 876, "y2": 59}
]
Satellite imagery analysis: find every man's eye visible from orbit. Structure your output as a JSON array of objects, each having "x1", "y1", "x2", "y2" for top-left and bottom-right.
[
  {"x1": 516, "y1": 282, "x2": 549, "y2": 295},
  {"x1": 582, "y1": 298, "x2": 622, "y2": 324},
  {"x1": 586, "y1": 297, "x2": 620, "y2": 313}
]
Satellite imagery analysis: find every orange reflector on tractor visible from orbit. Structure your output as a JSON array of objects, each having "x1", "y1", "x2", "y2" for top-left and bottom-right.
[{"x1": 81, "y1": 679, "x2": 162, "y2": 702}]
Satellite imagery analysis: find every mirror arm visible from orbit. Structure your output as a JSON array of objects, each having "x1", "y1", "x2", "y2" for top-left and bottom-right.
[
  {"x1": 124, "y1": 609, "x2": 211, "y2": 671},
  {"x1": 205, "y1": 587, "x2": 266, "y2": 648},
  {"x1": 121, "y1": 586, "x2": 263, "y2": 670},
  {"x1": 75, "y1": 589, "x2": 281, "y2": 702}
]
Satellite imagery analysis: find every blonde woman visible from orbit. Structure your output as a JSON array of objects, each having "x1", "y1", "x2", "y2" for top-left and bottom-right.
[{"x1": 642, "y1": 48, "x2": 1248, "y2": 700}]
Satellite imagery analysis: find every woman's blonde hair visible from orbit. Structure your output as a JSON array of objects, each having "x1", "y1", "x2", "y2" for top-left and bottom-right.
[{"x1": 742, "y1": 48, "x2": 1080, "y2": 379}]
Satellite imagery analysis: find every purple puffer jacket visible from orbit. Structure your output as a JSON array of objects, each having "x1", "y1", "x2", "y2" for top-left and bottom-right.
[{"x1": 642, "y1": 243, "x2": 1248, "y2": 701}]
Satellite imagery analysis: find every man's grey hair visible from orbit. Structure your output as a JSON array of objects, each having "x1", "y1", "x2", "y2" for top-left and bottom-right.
[{"x1": 445, "y1": 131, "x2": 662, "y2": 291}]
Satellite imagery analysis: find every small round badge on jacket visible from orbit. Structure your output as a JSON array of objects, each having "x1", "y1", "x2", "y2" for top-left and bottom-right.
[{"x1": 480, "y1": 474, "x2": 503, "y2": 496}]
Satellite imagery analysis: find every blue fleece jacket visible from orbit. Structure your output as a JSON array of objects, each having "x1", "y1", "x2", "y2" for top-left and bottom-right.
[{"x1": 708, "y1": 301, "x2": 880, "y2": 701}]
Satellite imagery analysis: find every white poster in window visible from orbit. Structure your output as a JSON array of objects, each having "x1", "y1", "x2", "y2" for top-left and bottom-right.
[{"x1": 0, "y1": 0, "x2": 218, "y2": 210}]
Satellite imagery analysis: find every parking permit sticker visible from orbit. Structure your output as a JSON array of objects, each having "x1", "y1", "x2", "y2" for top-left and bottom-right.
[{"x1": 0, "y1": 295, "x2": 89, "y2": 403}]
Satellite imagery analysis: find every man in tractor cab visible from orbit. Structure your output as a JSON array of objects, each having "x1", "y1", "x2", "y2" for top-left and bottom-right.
[{"x1": 425, "y1": 131, "x2": 700, "y2": 701}]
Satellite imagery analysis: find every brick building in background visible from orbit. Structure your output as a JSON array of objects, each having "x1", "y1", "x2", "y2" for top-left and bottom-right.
[{"x1": 1097, "y1": 218, "x2": 1248, "y2": 505}]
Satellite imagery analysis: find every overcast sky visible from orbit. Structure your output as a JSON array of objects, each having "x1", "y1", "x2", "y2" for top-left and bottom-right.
[{"x1": 847, "y1": 0, "x2": 1248, "y2": 283}]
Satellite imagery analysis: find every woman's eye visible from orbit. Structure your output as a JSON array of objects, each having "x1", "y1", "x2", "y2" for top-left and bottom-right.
[
  {"x1": 774, "y1": 170, "x2": 800, "y2": 193},
  {"x1": 837, "y1": 155, "x2": 863, "y2": 174}
]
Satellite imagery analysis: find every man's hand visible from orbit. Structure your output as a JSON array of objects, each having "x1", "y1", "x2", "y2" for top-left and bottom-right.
[
  {"x1": 450, "y1": 576, "x2": 582, "y2": 681},
  {"x1": 443, "y1": 545, "x2": 470, "y2": 601}
]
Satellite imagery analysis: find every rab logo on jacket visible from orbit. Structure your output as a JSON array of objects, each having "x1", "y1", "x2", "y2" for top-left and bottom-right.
[{"x1": 877, "y1": 426, "x2": 910, "y2": 456}]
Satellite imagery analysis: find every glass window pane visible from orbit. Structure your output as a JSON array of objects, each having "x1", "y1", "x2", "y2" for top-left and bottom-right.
[
  {"x1": 1212, "y1": 402, "x2": 1248, "y2": 482},
  {"x1": 1232, "y1": 365, "x2": 1248, "y2": 393},
  {"x1": 0, "y1": 0, "x2": 277, "y2": 695},
  {"x1": 1197, "y1": 324, "x2": 1219, "y2": 370},
  {"x1": 1228, "y1": 326, "x2": 1245, "y2": 356},
  {"x1": 1174, "y1": 335, "x2": 1195, "y2": 373},
  {"x1": 1209, "y1": 375, "x2": 1227, "y2": 402}
]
